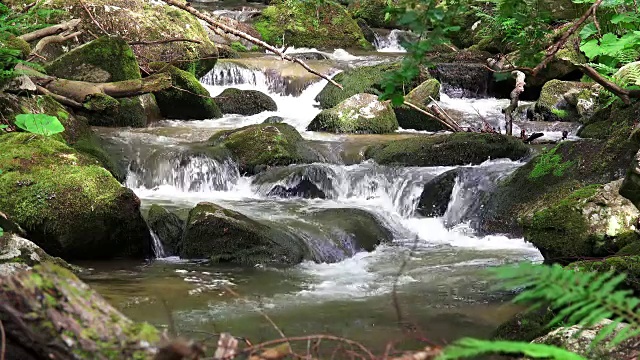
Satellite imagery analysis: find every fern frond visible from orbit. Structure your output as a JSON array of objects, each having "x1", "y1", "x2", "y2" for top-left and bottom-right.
[
  {"x1": 489, "y1": 263, "x2": 640, "y2": 348},
  {"x1": 614, "y1": 61, "x2": 640, "y2": 87},
  {"x1": 436, "y1": 338, "x2": 587, "y2": 360}
]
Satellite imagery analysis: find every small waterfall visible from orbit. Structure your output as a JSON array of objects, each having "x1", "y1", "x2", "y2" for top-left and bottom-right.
[
  {"x1": 373, "y1": 29, "x2": 409, "y2": 53},
  {"x1": 150, "y1": 230, "x2": 166, "y2": 259},
  {"x1": 126, "y1": 151, "x2": 242, "y2": 192}
]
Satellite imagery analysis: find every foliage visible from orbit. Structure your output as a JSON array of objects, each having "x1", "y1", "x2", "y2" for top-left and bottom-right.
[
  {"x1": 0, "y1": 226, "x2": 3, "y2": 237},
  {"x1": 529, "y1": 146, "x2": 574, "y2": 178},
  {"x1": 0, "y1": 3, "x2": 62, "y2": 84},
  {"x1": 14, "y1": 114, "x2": 65, "y2": 137},
  {"x1": 438, "y1": 338, "x2": 587, "y2": 359}
]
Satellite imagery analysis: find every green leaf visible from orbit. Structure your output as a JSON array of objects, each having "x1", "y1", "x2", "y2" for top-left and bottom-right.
[
  {"x1": 581, "y1": 39, "x2": 603, "y2": 59},
  {"x1": 579, "y1": 23, "x2": 598, "y2": 40},
  {"x1": 0, "y1": 124, "x2": 8, "y2": 130},
  {"x1": 14, "y1": 113, "x2": 65, "y2": 136},
  {"x1": 0, "y1": 226, "x2": 3, "y2": 237},
  {"x1": 437, "y1": 338, "x2": 587, "y2": 360},
  {"x1": 611, "y1": 13, "x2": 640, "y2": 24}
]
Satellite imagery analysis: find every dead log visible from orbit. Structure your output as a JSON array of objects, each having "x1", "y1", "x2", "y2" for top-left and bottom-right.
[
  {"x1": 0, "y1": 263, "x2": 159, "y2": 360},
  {"x1": 15, "y1": 64, "x2": 171, "y2": 109},
  {"x1": 503, "y1": 70, "x2": 525, "y2": 136},
  {"x1": 30, "y1": 30, "x2": 83, "y2": 58},
  {"x1": 18, "y1": 19, "x2": 82, "y2": 42}
]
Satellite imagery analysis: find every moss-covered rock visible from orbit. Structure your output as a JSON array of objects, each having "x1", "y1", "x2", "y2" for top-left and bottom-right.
[
  {"x1": 147, "y1": 204, "x2": 184, "y2": 257},
  {"x1": 569, "y1": 256, "x2": 640, "y2": 293},
  {"x1": 394, "y1": 78, "x2": 448, "y2": 131},
  {"x1": 180, "y1": 202, "x2": 308, "y2": 265},
  {"x1": 45, "y1": 36, "x2": 161, "y2": 127},
  {"x1": 0, "y1": 133, "x2": 150, "y2": 260},
  {"x1": 416, "y1": 169, "x2": 460, "y2": 217},
  {"x1": 0, "y1": 233, "x2": 78, "y2": 275},
  {"x1": 315, "y1": 62, "x2": 428, "y2": 109},
  {"x1": 252, "y1": 164, "x2": 336, "y2": 199},
  {"x1": 151, "y1": 64, "x2": 222, "y2": 120},
  {"x1": 348, "y1": 0, "x2": 395, "y2": 28},
  {"x1": 492, "y1": 307, "x2": 556, "y2": 342},
  {"x1": 365, "y1": 133, "x2": 529, "y2": 167},
  {"x1": 213, "y1": 88, "x2": 277, "y2": 115},
  {"x1": 0, "y1": 263, "x2": 159, "y2": 359},
  {"x1": 522, "y1": 180, "x2": 639, "y2": 263},
  {"x1": 208, "y1": 123, "x2": 319, "y2": 174},
  {"x1": 1, "y1": 35, "x2": 30, "y2": 59},
  {"x1": 534, "y1": 80, "x2": 595, "y2": 122},
  {"x1": 254, "y1": 0, "x2": 371, "y2": 49},
  {"x1": 309, "y1": 208, "x2": 393, "y2": 252},
  {"x1": 308, "y1": 93, "x2": 398, "y2": 134},
  {"x1": 18, "y1": 0, "x2": 217, "y2": 76}
]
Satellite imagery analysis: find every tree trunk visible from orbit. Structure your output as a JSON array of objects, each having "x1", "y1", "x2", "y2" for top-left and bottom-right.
[
  {"x1": 0, "y1": 264, "x2": 158, "y2": 360},
  {"x1": 504, "y1": 70, "x2": 526, "y2": 136}
]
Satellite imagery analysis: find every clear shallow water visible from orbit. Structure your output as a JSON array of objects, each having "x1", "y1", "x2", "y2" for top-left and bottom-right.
[{"x1": 85, "y1": 49, "x2": 552, "y2": 352}]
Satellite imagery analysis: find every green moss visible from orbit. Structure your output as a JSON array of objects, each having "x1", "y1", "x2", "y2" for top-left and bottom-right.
[
  {"x1": 569, "y1": 256, "x2": 640, "y2": 293},
  {"x1": 254, "y1": 0, "x2": 370, "y2": 49},
  {"x1": 45, "y1": 36, "x2": 141, "y2": 82},
  {"x1": 151, "y1": 64, "x2": 221, "y2": 120},
  {"x1": 365, "y1": 132, "x2": 529, "y2": 166},
  {"x1": 529, "y1": 145, "x2": 574, "y2": 179},
  {"x1": 208, "y1": 123, "x2": 316, "y2": 174},
  {"x1": 230, "y1": 41, "x2": 249, "y2": 52},
  {"x1": 308, "y1": 94, "x2": 398, "y2": 134},
  {"x1": 394, "y1": 78, "x2": 447, "y2": 131},
  {"x1": 1, "y1": 35, "x2": 31, "y2": 58},
  {"x1": 551, "y1": 108, "x2": 569, "y2": 119},
  {"x1": 492, "y1": 308, "x2": 557, "y2": 342},
  {"x1": 213, "y1": 88, "x2": 277, "y2": 116},
  {"x1": 0, "y1": 133, "x2": 147, "y2": 260},
  {"x1": 71, "y1": 132, "x2": 126, "y2": 182},
  {"x1": 348, "y1": 0, "x2": 392, "y2": 28}
]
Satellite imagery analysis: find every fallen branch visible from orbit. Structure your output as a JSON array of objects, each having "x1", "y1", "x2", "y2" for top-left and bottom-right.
[
  {"x1": 578, "y1": 64, "x2": 640, "y2": 104},
  {"x1": 18, "y1": 19, "x2": 81, "y2": 42},
  {"x1": 129, "y1": 38, "x2": 203, "y2": 46},
  {"x1": 30, "y1": 30, "x2": 83, "y2": 58},
  {"x1": 531, "y1": 0, "x2": 604, "y2": 76},
  {"x1": 503, "y1": 70, "x2": 526, "y2": 136},
  {"x1": 159, "y1": 0, "x2": 343, "y2": 89},
  {"x1": 403, "y1": 101, "x2": 460, "y2": 132},
  {"x1": 428, "y1": 95, "x2": 463, "y2": 132}
]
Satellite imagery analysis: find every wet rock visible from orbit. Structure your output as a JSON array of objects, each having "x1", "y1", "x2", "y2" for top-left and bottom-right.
[
  {"x1": 0, "y1": 133, "x2": 151, "y2": 260},
  {"x1": 492, "y1": 307, "x2": 556, "y2": 342},
  {"x1": 434, "y1": 63, "x2": 491, "y2": 98},
  {"x1": 181, "y1": 202, "x2": 307, "y2": 265},
  {"x1": 147, "y1": 205, "x2": 184, "y2": 257},
  {"x1": 521, "y1": 180, "x2": 640, "y2": 264},
  {"x1": 309, "y1": 208, "x2": 393, "y2": 253},
  {"x1": 253, "y1": 164, "x2": 336, "y2": 199},
  {"x1": 208, "y1": 123, "x2": 320, "y2": 175},
  {"x1": 308, "y1": 93, "x2": 399, "y2": 134},
  {"x1": 151, "y1": 64, "x2": 222, "y2": 120},
  {"x1": 290, "y1": 52, "x2": 330, "y2": 61},
  {"x1": 0, "y1": 233, "x2": 78, "y2": 276},
  {"x1": 417, "y1": 169, "x2": 460, "y2": 217},
  {"x1": 214, "y1": 88, "x2": 277, "y2": 116},
  {"x1": 530, "y1": 319, "x2": 640, "y2": 359},
  {"x1": 569, "y1": 255, "x2": 640, "y2": 293},
  {"x1": 316, "y1": 62, "x2": 429, "y2": 109},
  {"x1": 254, "y1": 0, "x2": 371, "y2": 49},
  {"x1": 365, "y1": 133, "x2": 529, "y2": 167},
  {"x1": 263, "y1": 116, "x2": 284, "y2": 124},
  {"x1": 267, "y1": 180, "x2": 327, "y2": 199},
  {"x1": 534, "y1": 80, "x2": 596, "y2": 122},
  {"x1": 356, "y1": 19, "x2": 377, "y2": 44},
  {"x1": 394, "y1": 78, "x2": 449, "y2": 131},
  {"x1": 45, "y1": 36, "x2": 160, "y2": 128}
]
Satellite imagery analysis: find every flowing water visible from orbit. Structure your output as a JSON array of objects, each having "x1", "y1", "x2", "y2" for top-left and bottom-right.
[{"x1": 81, "y1": 48, "x2": 567, "y2": 352}]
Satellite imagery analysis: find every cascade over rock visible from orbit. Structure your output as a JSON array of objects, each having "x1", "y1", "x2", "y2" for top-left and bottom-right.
[
  {"x1": 147, "y1": 204, "x2": 184, "y2": 257},
  {"x1": 308, "y1": 93, "x2": 399, "y2": 134},
  {"x1": 365, "y1": 133, "x2": 529, "y2": 167},
  {"x1": 45, "y1": 37, "x2": 161, "y2": 127},
  {"x1": 417, "y1": 169, "x2": 460, "y2": 217},
  {"x1": 214, "y1": 88, "x2": 278, "y2": 115},
  {"x1": 180, "y1": 202, "x2": 308, "y2": 265},
  {"x1": 0, "y1": 133, "x2": 151, "y2": 261},
  {"x1": 208, "y1": 123, "x2": 321, "y2": 175}
]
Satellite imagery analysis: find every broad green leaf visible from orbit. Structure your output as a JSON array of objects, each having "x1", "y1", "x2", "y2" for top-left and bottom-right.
[
  {"x1": 0, "y1": 124, "x2": 8, "y2": 130},
  {"x1": 611, "y1": 13, "x2": 640, "y2": 24},
  {"x1": 579, "y1": 23, "x2": 598, "y2": 40},
  {"x1": 14, "y1": 113, "x2": 65, "y2": 136},
  {"x1": 581, "y1": 39, "x2": 603, "y2": 59},
  {"x1": 0, "y1": 227, "x2": 3, "y2": 237}
]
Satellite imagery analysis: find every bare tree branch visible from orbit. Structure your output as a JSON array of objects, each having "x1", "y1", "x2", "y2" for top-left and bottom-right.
[
  {"x1": 30, "y1": 30, "x2": 83, "y2": 58},
  {"x1": 18, "y1": 19, "x2": 81, "y2": 42},
  {"x1": 159, "y1": 0, "x2": 343, "y2": 90},
  {"x1": 504, "y1": 70, "x2": 525, "y2": 136},
  {"x1": 129, "y1": 38, "x2": 203, "y2": 46}
]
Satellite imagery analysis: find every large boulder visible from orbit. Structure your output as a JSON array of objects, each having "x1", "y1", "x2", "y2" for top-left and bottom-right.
[
  {"x1": 416, "y1": 169, "x2": 460, "y2": 217},
  {"x1": 534, "y1": 80, "x2": 596, "y2": 122},
  {"x1": 254, "y1": 0, "x2": 371, "y2": 49},
  {"x1": 531, "y1": 319, "x2": 640, "y2": 359},
  {"x1": 151, "y1": 64, "x2": 222, "y2": 120},
  {"x1": 365, "y1": 133, "x2": 529, "y2": 167},
  {"x1": 569, "y1": 255, "x2": 640, "y2": 293},
  {"x1": 308, "y1": 93, "x2": 399, "y2": 134},
  {"x1": 521, "y1": 180, "x2": 640, "y2": 263},
  {"x1": 180, "y1": 202, "x2": 308, "y2": 265},
  {"x1": 393, "y1": 78, "x2": 448, "y2": 131},
  {"x1": 0, "y1": 133, "x2": 151, "y2": 260},
  {"x1": 433, "y1": 63, "x2": 492, "y2": 98},
  {"x1": 0, "y1": 263, "x2": 160, "y2": 359},
  {"x1": 45, "y1": 36, "x2": 161, "y2": 127},
  {"x1": 208, "y1": 123, "x2": 320, "y2": 175},
  {"x1": 213, "y1": 88, "x2": 277, "y2": 115},
  {"x1": 315, "y1": 62, "x2": 429, "y2": 109},
  {"x1": 147, "y1": 204, "x2": 184, "y2": 257},
  {"x1": 9, "y1": 0, "x2": 218, "y2": 77}
]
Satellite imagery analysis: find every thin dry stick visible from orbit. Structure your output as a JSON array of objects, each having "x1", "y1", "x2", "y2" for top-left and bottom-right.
[
  {"x1": 242, "y1": 335, "x2": 376, "y2": 360},
  {"x1": 79, "y1": 0, "x2": 110, "y2": 36},
  {"x1": 160, "y1": 0, "x2": 343, "y2": 90},
  {"x1": 403, "y1": 101, "x2": 458, "y2": 132},
  {"x1": 0, "y1": 319, "x2": 5, "y2": 360},
  {"x1": 130, "y1": 38, "x2": 203, "y2": 46},
  {"x1": 427, "y1": 96, "x2": 463, "y2": 131}
]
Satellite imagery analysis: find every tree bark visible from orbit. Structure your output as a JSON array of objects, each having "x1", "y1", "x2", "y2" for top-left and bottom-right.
[
  {"x1": 504, "y1": 70, "x2": 526, "y2": 136},
  {"x1": 18, "y1": 19, "x2": 82, "y2": 42},
  {"x1": 15, "y1": 64, "x2": 172, "y2": 109},
  {"x1": 30, "y1": 31, "x2": 83, "y2": 57}
]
